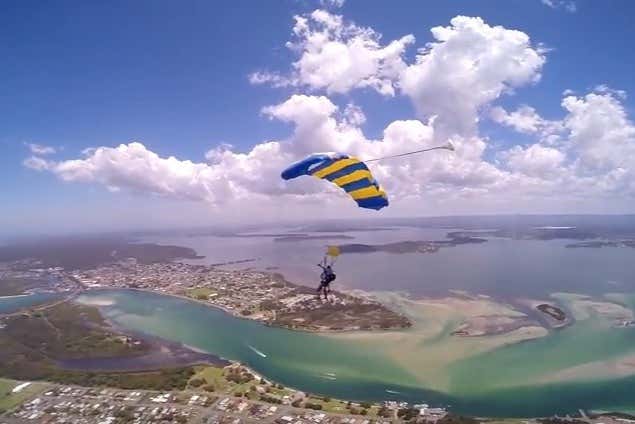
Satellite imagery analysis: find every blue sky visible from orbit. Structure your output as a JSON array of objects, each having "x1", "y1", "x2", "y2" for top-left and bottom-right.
[{"x1": 2, "y1": 0, "x2": 635, "y2": 236}]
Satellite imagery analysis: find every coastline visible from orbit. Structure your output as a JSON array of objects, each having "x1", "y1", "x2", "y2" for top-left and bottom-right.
[{"x1": 77, "y1": 286, "x2": 409, "y2": 335}]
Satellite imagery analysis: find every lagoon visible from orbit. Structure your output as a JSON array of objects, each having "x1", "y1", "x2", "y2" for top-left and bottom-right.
[{"x1": 75, "y1": 289, "x2": 635, "y2": 417}]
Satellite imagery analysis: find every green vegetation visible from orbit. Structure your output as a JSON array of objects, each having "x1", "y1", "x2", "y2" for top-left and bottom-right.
[
  {"x1": 224, "y1": 366, "x2": 254, "y2": 384},
  {"x1": 189, "y1": 366, "x2": 228, "y2": 392},
  {"x1": 0, "y1": 301, "x2": 147, "y2": 364},
  {"x1": 273, "y1": 301, "x2": 411, "y2": 331},
  {"x1": 0, "y1": 300, "x2": 199, "y2": 391},
  {"x1": 300, "y1": 395, "x2": 350, "y2": 413},
  {"x1": 0, "y1": 379, "x2": 49, "y2": 414},
  {"x1": 188, "y1": 365, "x2": 256, "y2": 395},
  {"x1": 46, "y1": 367, "x2": 195, "y2": 391},
  {"x1": 0, "y1": 240, "x2": 202, "y2": 269},
  {"x1": 438, "y1": 414, "x2": 481, "y2": 424},
  {"x1": 398, "y1": 407, "x2": 421, "y2": 421},
  {"x1": 187, "y1": 287, "x2": 216, "y2": 300},
  {"x1": 537, "y1": 304, "x2": 567, "y2": 321}
]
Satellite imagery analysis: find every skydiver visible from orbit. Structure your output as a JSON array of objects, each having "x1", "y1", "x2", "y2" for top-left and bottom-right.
[{"x1": 316, "y1": 263, "x2": 336, "y2": 300}]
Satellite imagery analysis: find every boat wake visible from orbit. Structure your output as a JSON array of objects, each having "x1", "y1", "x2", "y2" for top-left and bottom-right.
[
  {"x1": 247, "y1": 344, "x2": 267, "y2": 358},
  {"x1": 385, "y1": 389, "x2": 401, "y2": 394}
]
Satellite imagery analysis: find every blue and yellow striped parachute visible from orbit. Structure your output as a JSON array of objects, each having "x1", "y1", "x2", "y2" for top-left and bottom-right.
[{"x1": 281, "y1": 153, "x2": 388, "y2": 210}]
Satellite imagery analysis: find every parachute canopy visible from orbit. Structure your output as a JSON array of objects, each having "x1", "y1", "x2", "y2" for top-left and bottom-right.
[{"x1": 281, "y1": 153, "x2": 388, "y2": 210}]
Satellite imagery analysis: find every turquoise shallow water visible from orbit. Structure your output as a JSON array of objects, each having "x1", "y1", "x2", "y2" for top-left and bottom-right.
[
  {"x1": 73, "y1": 289, "x2": 635, "y2": 417},
  {"x1": 0, "y1": 292, "x2": 61, "y2": 314}
]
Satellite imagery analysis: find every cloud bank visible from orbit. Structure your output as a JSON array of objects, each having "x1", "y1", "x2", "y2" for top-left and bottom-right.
[{"x1": 25, "y1": 10, "x2": 635, "y2": 216}]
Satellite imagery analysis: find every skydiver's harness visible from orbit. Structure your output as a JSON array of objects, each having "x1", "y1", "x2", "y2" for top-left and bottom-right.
[
  {"x1": 321, "y1": 269, "x2": 336, "y2": 286},
  {"x1": 318, "y1": 264, "x2": 336, "y2": 288}
]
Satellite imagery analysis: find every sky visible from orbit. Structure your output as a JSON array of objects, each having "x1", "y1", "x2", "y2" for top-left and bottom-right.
[{"x1": 2, "y1": 0, "x2": 635, "y2": 236}]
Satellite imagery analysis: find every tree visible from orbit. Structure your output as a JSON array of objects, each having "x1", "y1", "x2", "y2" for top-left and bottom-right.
[{"x1": 189, "y1": 378, "x2": 205, "y2": 388}]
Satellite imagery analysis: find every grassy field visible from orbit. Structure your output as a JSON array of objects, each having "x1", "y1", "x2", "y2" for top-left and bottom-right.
[
  {"x1": 189, "y1": 366, "x2": 230, "y2": 392},
  {"x1": 0, "y1": 379, "x2": 49, "y2": 413},
  {"x1": 187, "y1": 287, "x2": 217, "y2": 300}
]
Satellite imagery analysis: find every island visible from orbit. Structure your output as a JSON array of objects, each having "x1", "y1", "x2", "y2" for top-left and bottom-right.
[
  {"x1": 565, "y1": 240, "x2": 635, "y2": 249},
  {"x1": 446, "y1": 227, "x2": 598, "y2": 241},
  {"x1": 273, "y1": 235, "x2": 355, "y2": 242},
  {"x1": 537, "y1": 303, "x2": 567, "y2": 321},
  {"x1": 339, "y1": 234, "x2": 486, "y2": 255}
]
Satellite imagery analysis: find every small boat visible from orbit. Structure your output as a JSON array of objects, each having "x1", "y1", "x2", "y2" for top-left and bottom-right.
[{"x1": 247, "y1": 345, "x2": 267, "y2": 358}]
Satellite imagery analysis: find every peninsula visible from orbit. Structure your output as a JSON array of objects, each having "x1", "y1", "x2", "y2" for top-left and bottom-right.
[
  {"x1": 70, "y1": 261, "x2": 412, "y2": 332},
  {"x1": 0, "y1": 238, "x2": 411, "y2": 332}
]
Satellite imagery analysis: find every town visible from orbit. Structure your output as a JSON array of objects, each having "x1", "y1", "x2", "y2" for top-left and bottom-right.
[
  {"x1": 68, "y1": 260, "x2": 411, "y2": 331},
  {"x1": 2, "y1": 370, "x2": 450, "y2": 424}
]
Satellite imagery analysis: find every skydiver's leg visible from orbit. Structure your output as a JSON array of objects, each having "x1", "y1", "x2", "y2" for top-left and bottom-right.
[{"x1": 317, "y1": 281, "x2": 325, "y2": 300}]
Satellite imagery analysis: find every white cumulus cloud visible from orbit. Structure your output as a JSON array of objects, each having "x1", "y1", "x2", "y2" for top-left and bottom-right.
[
  {"x1": 250, "y1": 9, "x2": 415, "y2": 96},
  {"x1": 26, "y1": 143, "x2": 56, "y2": 155},
  {"x1": 562, "y1": 91, "x2": 635, "y2": 172},
  {"x1": 502, "y1": 144, "x2": 566, "y2": 177},
  {"x1": 23, "y1": 11, "x2": 635, "y2": 216},
  {"x1": 400, "y1": 16, "x2": 546, "y2": 137}
]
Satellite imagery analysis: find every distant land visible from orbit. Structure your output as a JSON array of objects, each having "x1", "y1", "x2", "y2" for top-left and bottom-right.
[
  {"x1": 0, "y1": 236, "x2": 411, "y2": 333},
  {"x1": 339, "y1": 232, "x2": 486, "y2": 255},
  {"x1": 566, "y1": 240, "x2": 635, "y2": 249},
  {"x1": 274, "y1": 234, "x2": 355, "y2": 242},
  {"x1": 447, "y1": 227, "x2": 598, "y2": 241},
  {"x1": 0, "y1": 238, "x2": 203, "y2": 269}
]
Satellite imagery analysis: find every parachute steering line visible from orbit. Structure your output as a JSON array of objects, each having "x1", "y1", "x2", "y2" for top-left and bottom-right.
[{"x1": 364, "y1": 141, "x2": 455, "y2": 163}]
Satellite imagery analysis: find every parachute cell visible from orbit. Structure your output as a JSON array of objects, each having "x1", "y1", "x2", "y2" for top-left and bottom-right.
[{"x1": 281, "y1": 153, "x2": 389, "y2": 210}]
